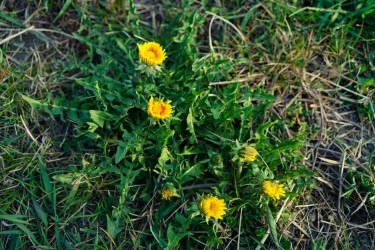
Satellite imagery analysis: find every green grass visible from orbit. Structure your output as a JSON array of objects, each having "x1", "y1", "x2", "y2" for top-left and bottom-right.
[{"x1": 1, "y1": 0, "x2": 374, "y2": 249}]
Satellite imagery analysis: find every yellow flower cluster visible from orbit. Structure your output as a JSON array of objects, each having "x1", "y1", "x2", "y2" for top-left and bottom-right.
[
  {"x1": 138, "y1": 41, "x2": 167, "y2": 66},
  {"x1": 198, "y1": 195, "x2": 227, "y2": 220},
  {"x1": 262, "y1": 180, "x2": 286, "y2": 200}
]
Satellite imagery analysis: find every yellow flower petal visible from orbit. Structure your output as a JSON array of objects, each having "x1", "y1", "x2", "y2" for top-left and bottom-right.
[
  {"x1": 147, "y1": 96, "x2": 173, "y2": 121},
  {"x1": 161, "y1": 188, "x2": 174, "y2": 200},
  {"x1": 198, "y1": 195, "x2": 227, "y2": 220},
  {"x1": 262, "y1": 180, "x2": 286, "y2": 200},
  {"x1": 138, "y1": 41, "x2": 167, "y2": 66},
  {"x1": 241, "y1": 146, "x2": 258, "y2": 162}
]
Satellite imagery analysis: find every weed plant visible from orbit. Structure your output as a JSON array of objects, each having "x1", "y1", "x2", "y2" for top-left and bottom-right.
[{"x1": 18, "y1": 1, "x2": 311, "y2": 248}]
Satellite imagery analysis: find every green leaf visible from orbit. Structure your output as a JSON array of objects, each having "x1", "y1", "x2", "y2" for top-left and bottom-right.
[
  {"x1": 311, "y1": 238, "x2": 326, "y2": 250},
  {"x1": 54, "y1": 0, "x2": 73, "y2": 22},
  {"x1": 266, "y1": 203, "x2": 280, "y2": 248},
  {"x1": 115, "y1": 141, "x2": 129, "y2": 164},
  {"x1": 64, "y1": 178, "x2": 81, "y2": 213},
  {"x1": 39, "y1": 157, "x2": 53, "y2": 204},
  {"x1": 158, "y1": 201, "x2": 182, "y2": 220},
  {"x1": 14, "y1": 223, "x2": 39, "y2": 245},
  {"x1": 106, "y1": 214, "x2": 121, "y2": 239},
  {"x1": 166, "y1": 224, "x2": 189, "y2": 249},
  {"x1": 52, "y1": 173, "x2": 80, "y2": 184},
  {"x1": 0, "y1": 214, "x2": 31, "y2": 225},
  {"x1": 158, "y1": 147, "x2": 172, "y2": 166},
  {"x1": 358, "y1": 78, "x2": 375, "y2": 87},
  {"x1": 0, "y1": 230, "x2": 23, "y2": 235},
  {"x1": 186, "y1": 107, "x2": 198, "y2": 143},
  {"x1": 31, "y1": 196, "x2": 48, "y2": 227},
  {"x1": 255, "y1": 121, "x2": 277, "y2": 140},
  {"x1": 151, "y1": 224, "x2": 167, "y2": 248},
  {"x1": 21, "y1": 94, "x2": 46, "y2": 110},
  {"x1": 89, "y1": 110, "x2": 113, "y2": 128},
  {"x1": 253, "y1": 90, "x2": 277, "y2": 101},
  {"x1": 270, "y1": 140, "x2": 301, "y2": 155}
]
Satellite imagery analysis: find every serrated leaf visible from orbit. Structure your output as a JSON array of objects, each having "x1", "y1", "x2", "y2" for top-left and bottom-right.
[
  {"x1": 158, "y1": 147, "x2": 172, "y2": 166},
  {"x1": 253, "y1": 90, "x2": 277, "y2": 101},
  {"x1": 270, "y1": 140, "x2": 301, "y2": 155},
  {"x1": 52, "y1": 173, "x2": 79, "y2": 184},
  {"x1": 115, "y1": 142, "x2": 128, "y2": 164},
  {"x1": 255, "y1": 121, "x2": 277, "y2": 140},
  {"x1": 166, "y1": 224, "x2": 189, "y2": 249},
  {"x1": 21, "y1": 94, "x2": 45, "y2": 110}
]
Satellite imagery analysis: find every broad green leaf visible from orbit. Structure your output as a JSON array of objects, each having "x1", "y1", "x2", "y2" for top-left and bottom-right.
[
  {"x1": 21, "y1": 94, "x2": 45, "y2": 110},
  {"x1": 166, "y1": 224, "x2": 189, "y2": 249},
  {"x1": 52, "y1": 173, "x2": 80, "y2": 184},
  {"x1": 89, "y1": 110, "x2": 113, "y2": 128},
  {"x1": 115, "y1": 142, "x2": 129, "y2": 164},
  {"x1": 31, "y1": 196, "x2": 48, "y2": 227},
  {"x1": 106, "y1": 214, "x2": 122, "y2": 239},
  {"x1": 158, "y1": 147, "x2": 172, "y2": 166},
  {"x1": 266, "y1": 204, "x2": 280, "y2": 248}
]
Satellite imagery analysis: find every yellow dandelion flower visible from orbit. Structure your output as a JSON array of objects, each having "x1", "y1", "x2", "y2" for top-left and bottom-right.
[
  {"x1": 138, "y1": 41, "x2": 167, "y2": 66},
  {"x1": 262, "y1": 180, "x2": 286, "y2": 200},
  {"x1": 147, "y1": 96, "x2": 173, "y2": 121},
  {"x1": 198, "y1": 195, "x2": 227, "y2": 220},
  {"x1": 241, "y1": 146, "x2": 258, "y2": 162},
  {"x1": 161, "y1": 188, "x2": 174, "y2": 200}
]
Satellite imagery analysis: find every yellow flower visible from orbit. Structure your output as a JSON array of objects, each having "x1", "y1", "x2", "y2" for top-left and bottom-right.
[
  {"x1": 262, "y1": 180, "x2": 286, "y2": 200},
  {"x1": 161, "y1": 188, "x2": 174, "y2": 200},
  {"x1": 138, "y1": 41, "x2": 167, "y2": 66},
  {"x1": 147, "y1": 97, "x2": 173, "y2": 121},
  {"x1": 241, "y1": 146, "x2": 258, "y2": 162},
  {"x1": 198, "y1": 195, "x2": 227, "y2": 220}
]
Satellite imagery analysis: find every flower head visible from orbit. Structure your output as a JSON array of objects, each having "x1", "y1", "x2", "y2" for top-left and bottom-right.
[
  {"x1": 147, "y1": 97, "x2": 173, "y2": 121},
  {"x1": 198, "y1": 195, "x2": 227, "y2": 220},
  {"x1": 138, "y1": 41, "x2": 167, "y2": 66},
  {"x1": 161, "y1": 188, "x2": 174, "y2": 200},
  {"x1": 262, "y1": 180, "x2": 286, "y2": 200},
  {"x1": 241, "y1": 146, "x2": 258, "y2": 162}
]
